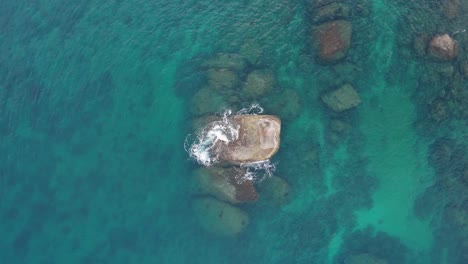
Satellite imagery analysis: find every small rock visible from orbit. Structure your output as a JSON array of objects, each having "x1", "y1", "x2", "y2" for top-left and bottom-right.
[
  {"x1": 239, "y1": 39, "x2": 263, "y2": 65},
  {"x1": 259, "y1": 176, "x2": 292, "y2": 206},
  {"x1": 427, "y1": 34, "x2": 458, "y2": 61},
  {"x1": 429, "y1": 98, "x2": 449, "y2": 122},
  {"x1": 344, "y1": 253, "x2": 388, "y2": 264},
  {"x1": 207, "y1": 68, "x2": 240, "y2": 93},
  {"x1": 242, "y1": 69, "x2": 276, "y2": 99},
  {"x1": 203, "y1": 53, "x2": 248, "y2": 72},
  {"x1": 321, "y1": 84, "x2": 361, "y2": 112},
  {"x1": 219, "y1": 115, "x2": 281, "y2": 165},
  {"x1": 314, "y1": 20, "x2": 352, "y2": 63},
  {"x1": 192, "y1": 197, "x2": 249, "y2": 236},
  {"x1": 192, "y1": 167, "x2": 259, "y2": 204},
  {"x1": 190, "y1": 88, "x2": 227, "y2": 115},
  {"x1": 311, "y1": 3, "x2": 350, "y2": 24}
]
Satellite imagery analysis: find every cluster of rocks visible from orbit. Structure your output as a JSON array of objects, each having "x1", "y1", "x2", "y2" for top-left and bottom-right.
[
  {"x1": 190, "y1": 114, "x2": 292, "y2": 236},
  {"x1": 190, "y1": 52, "x2": 302, "y2": 122},
  {"x1": 309, "y1": 0, "x2": 354, "y2": 64}
]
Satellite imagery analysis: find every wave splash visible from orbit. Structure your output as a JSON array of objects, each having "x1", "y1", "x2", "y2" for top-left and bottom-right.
[{"x1": 185, "y1": 104, "x2": 276, "y2": 182}]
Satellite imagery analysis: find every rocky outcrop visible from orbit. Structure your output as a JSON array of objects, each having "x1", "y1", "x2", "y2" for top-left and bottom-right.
[
  {"x1": 242, "y1": 69, "x2": 276, "y2": 99},
  {"x1": 192, "y1": 167, "x2": 258, "y2": 204},
  {"x1": 202, "y1": 53, "x2": 248, "y2": 72},
  {"x1": 427, "y1": 34, "x2": 458, "y2": 61},
  {"x1": 314, "y1": 20, "x2": 352, "y2": 63},
  {"x1": 192, "y1": 197, "x2": 250, "y2": 236},
  {"x1": 321, "y1": 84, "x2": 361, "y2": 112},
  {"x1": 259, "y1": 176, "x2": 292, "y2": 206},
  {"x1": 218, "y1": 115, "x2": 281, "y2": 164}
]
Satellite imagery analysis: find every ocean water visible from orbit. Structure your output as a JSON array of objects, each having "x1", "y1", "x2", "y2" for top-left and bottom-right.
[{"x1": 0, "y1": 0, "x2": 467, "y2": 263}]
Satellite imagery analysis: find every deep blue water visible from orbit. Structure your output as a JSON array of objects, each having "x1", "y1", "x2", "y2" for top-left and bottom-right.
[{"x1": 0, "y1": 0, "x2": 467, "y2": 263}]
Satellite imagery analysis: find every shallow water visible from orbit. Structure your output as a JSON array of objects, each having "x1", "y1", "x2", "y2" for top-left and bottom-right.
[{"x1": 0, "y1": 0, "x2": 467, "y2": 263}]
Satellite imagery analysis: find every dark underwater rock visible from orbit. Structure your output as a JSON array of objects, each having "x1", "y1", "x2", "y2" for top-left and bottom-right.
[
  {"x1": 206, "y1": 68, "x2": 240, "y2": 93},
  {"x1": 314, "y1": 20, "x2": 352, "y2": 63},
  {"x1": 192, "y1": 167, "x2": 258, "y2": 204},
  {"x1": 202, "y1": 53, "x2": 248, "y2": 72},
  {"x1": 242, "y1": 69, "x2": 276, "y2": 99},
  {"x1": 344, "y1": 253, "x2": 388, "y2": 264},
  {"x1": 262, "y1": 89, "x2": 301, "y2": 121},
  {"x1": 258, "y1": 176, "x2": 292, "y2": 207},
  {"x1": 189, "y1": 87, "x2": 227, "y2": 116}
]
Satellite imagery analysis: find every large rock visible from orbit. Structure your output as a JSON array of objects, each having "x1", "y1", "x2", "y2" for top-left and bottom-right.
[
  {"x1": 218, "y1": 115, "x2": 281, "y2": 164},
  {"x1": 427, "y1": 34, "x2": 458, "y2": 61},
  {"x1": 192, "y1": 167, "x2": 259, "y2": 204},
  {"x1": 314, "y1": 20, "x2": 352, "y2": 63},
  {"x1": 207, "y1": 68, "x2": 240, "y2": 93},
  {"x1": 258, "y1": 176, "x2": 292, "y2": 206},
  {"x1": 203, "y1": 53, "x2": 248, "y2": 72},
  {"x1": 242, "y1": 69, "x2": 276, "y2": 99},
  {"x1": 442, "y1": 0, "x2": 460, "y2": 19},
  {"x1": 311, "y1": 3, "x2": 350, "y2": 24},
  {"x1": 344, "y1": 253, "x2": 388, "y2": 264},
  {"x1": 321, "y1": 84, "x2": 361, "y2": 112},
  {"x1": 192, "y1": 197, "x2": 249, "y2": 236}
]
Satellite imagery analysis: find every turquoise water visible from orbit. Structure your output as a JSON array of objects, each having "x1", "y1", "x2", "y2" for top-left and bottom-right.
[{"x1": 1, "y1": 0, "x2": 467, "y2": 263}]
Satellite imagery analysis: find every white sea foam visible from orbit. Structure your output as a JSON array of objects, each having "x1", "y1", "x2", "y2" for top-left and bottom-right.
[{"x1": 185, "y1": 104, "x2": 275, "y2": 182}]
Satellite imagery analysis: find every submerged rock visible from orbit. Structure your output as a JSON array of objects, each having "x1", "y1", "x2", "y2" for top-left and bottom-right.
[
  {"x1": 259, "y1": 176, "x2": 292, "y2": 207},
  {"x1": 192, "y1": 167, "x2": 258, "y2": 204},
  {"x1": 192, "y1": 197, "x2": 249, "y2": 236},
  {"x1": 321, "y1": 84, "x2": 361, "y2": 112},
  {"x1": 311, "y1": 3, "x2": 350, "y2": 24},
  {"x1": 203, "y1": 53, "x2": 248, "y2": 72},
  {"x1": 190, "y1": 87, "x2": 227, "y2": 115},
  {"x1": 442, "y1": 0, "x2": 460, "y2": 19},
  {"x1": 262, "y1": 89, "x2": 301, "y2": 121},
  {"x1": 314, "y1": 20, "x2": 352, "y2": 63},
  {"x1": 427, "y1": 34, "x2": 458, "y2": 61},
  {"x1": 207, "y1": 68, "x2": 240, "y2": 93},
  {"x1": 242, "y1": 69, "x2": 276, "y2": 99},
  {"x1": 239, "y1": 39, "x2": 263, "y2": 65},
  {"x1": 344, "y1": 253, "x2": 388, "y2": 264},
  {"x1": 218, "y1": 115, "x2": 281, "y2": 164}
]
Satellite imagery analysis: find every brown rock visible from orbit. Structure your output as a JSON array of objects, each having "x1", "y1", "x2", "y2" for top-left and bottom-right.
[
  {"x1": 428, "y1": 34, "x2": 458, "y2": 61},
  {"x1": 192, "y1": 167, "x2": 259, "y2": 204},
  {"x1": 242, "y1": 69, "x2": 276, "y2": 99},
  {"x1": 219, "y1": 115, "x2": 281, "y2": 165},
  {"x1": 314, "y1": 20, "x2": 352, "y2": 63},
  {"x1": 311, "y1": 3, "x2": 350, "y2": 24},
  {"x1": 321, "y1": 84, "x2": 361, "y2": 112},
  {"x1": 192, "y1": 197, "x2": 249, "y2": 236}
]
